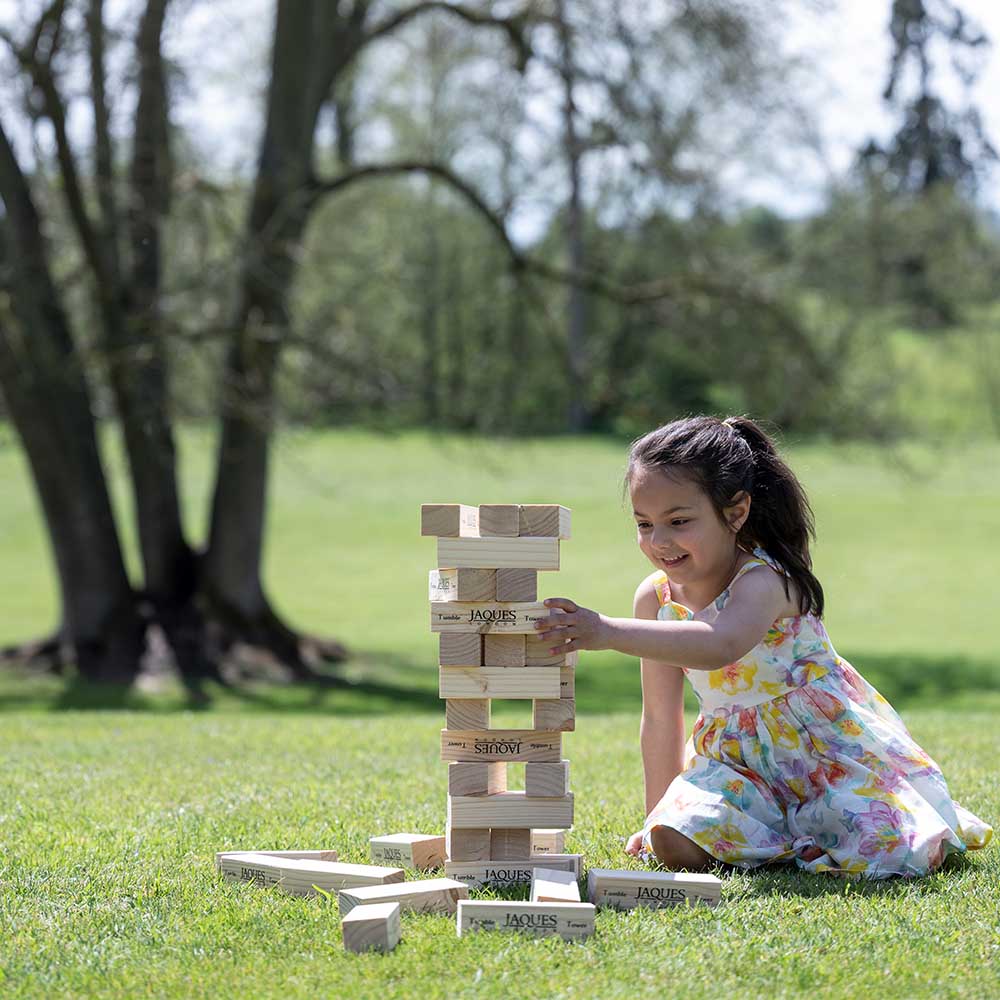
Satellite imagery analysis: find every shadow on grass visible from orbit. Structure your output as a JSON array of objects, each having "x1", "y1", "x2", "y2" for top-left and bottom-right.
[{"x1": 0, "y1": 648, "x2": 997, "y2": 715}]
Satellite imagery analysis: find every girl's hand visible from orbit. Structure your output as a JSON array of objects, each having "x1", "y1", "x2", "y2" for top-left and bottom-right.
[
  {"x1": 535, "y1": 598, "x2": 612, "y2": 653},
  {"x1": 625, "y1": 830, "x2": 644, "y2": 856}
]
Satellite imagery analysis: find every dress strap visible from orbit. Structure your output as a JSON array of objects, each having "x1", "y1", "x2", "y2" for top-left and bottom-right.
[{"x1": 652, "y1": 571, "x2": 671, "y2": 608}]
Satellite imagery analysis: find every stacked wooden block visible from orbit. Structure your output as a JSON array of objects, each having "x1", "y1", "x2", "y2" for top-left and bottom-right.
[{"x1": 423, "y1": 502, "x2": 582, "y2": 888}]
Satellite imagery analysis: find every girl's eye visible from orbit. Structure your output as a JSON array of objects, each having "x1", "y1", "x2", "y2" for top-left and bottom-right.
[
  {"x1": 636, "y1": 521, "x2": 652, "y2": 530},
  {"x1": 671, "y1": 519, "x2": 689, "y2": 526}
]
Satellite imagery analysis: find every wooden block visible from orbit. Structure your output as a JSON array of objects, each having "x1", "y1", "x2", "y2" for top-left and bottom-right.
[
  {"x1": 446, "y1": 826, "x2": 491, "y2": 862},
  {"x1": 457, "y1": 900, "x2": 594, "y2": 940},
  {"x1": 495, "y1": 568, "x2": 537, "y2": 602},
  {"x1": 524, "y1": 634, "x2": 577, "y2": 667},
  {"x1": 430, "y1": 601, "x2": 550, "y2": 634},
  {"x1": 421, "y1": 503, "x2": 479, "y2": 537},
  {"x1": 518, "y1": 504, "x2": 571, "y2": 539},
  {"x1": 478, "y1": 504, "x2": 520, "y2": 537},
  {"x1": 490, "y1": 827, "x2": 532, "y2": 860},
  {"x1": 429, "y1": 568, "x2": 496, "y2": 602},
  {"x1": 445, "y1": 854, "x2": 582, "y2": 888},
  {"x1": 441, "y1": 730, "x2": 561, "y2": 763},
  {"x1": 448, "y1": 792, "x2": 574, "y2": 830},
  {"x1": 369, "y1": 833, "x2": 445, "y2": 870},
  {"x1": 215, "y1": 848, "x2": 338, "y2": 870},
  {"x1": 559, "y1": 667, "x2": 574, "y2": 699},
  {"x1": 342, "y1": 901, "x2": 401, "y2": 953},
  {"x1": 440, "y1": 667, "x2": 558, "y2": 700},
  {"x1": 448, "y1": 761, "x2": 507, "y2": 797},
  {"x1": 439, "y1": 633, "x2": 482, "y2": 667},
  {"x1": 445, "y1": 699, "x2": 490, "y2": 731},
  {"x1": 586, "y1": 869, "x2": 722, "y2": 910},
  {"x1": 524, "y1": 761, "x2": 570, "y2": 797},
  {"x1": 483, "y1": 634, "x2": 526, "y2": 667},
  {"x1": 531, "y1": 830, "x2": 566, "y2": 855},
  {"x1": 339, "y1": 877, "x2": 468, "y2": 916},
  {"x1": 438, "y1": 537, "x2": 559, "y2": 571},
  {"x1": 531, "y1": 868, "x2": 581, "y2": 903},
  {"x1": 534, "y1": 698, "x2": 576, "y2": 732},
  {"x1": 220, "y1": 854, "x2": 404, "y2": 896}
]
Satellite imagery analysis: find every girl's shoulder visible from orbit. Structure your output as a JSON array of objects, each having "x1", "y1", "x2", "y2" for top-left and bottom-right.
[
  {"x1": 729, "y1": 548, "x2": 803, "y2": 619},
  {"x1": 633, "y1": 570, "x2": 669, "y2": 617}
]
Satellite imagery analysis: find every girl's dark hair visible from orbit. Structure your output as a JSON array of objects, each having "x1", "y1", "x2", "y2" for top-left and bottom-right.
[{"x1": 625, "y1": 415, "x2": 824, "y2": 617}]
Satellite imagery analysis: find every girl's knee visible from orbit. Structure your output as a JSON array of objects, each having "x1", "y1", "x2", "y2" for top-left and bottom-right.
[{"x1": 649, "y1": 825, "x2": 713, "y2": 871}]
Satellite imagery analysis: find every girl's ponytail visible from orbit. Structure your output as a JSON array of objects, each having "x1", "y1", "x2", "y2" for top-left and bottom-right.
[{"x1": 627, "y1": 414, "x2": 825, "y2": 617}]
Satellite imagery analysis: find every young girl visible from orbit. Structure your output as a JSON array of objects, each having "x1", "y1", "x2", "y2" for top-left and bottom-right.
[{"x1": 536, "y1": 415, "x2": 992, "y2": 878}]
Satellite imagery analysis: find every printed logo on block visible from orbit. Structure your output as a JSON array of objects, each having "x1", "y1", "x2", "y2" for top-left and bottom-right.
[{"x1": 504, "y1": 912, "x2": 558, "y2": 929}]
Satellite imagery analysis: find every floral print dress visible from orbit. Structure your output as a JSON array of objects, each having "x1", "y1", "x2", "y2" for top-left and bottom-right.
[{"x1": 641, "y1": 548, "x2": 992, "y2": 878}]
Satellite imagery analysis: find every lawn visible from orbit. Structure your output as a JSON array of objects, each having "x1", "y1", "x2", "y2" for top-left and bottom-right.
[{"x1": 1, "y1": 427, "x2": 998, "y2": 998}]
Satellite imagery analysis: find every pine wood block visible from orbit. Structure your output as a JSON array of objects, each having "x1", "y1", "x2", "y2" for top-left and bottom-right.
[
  {"x1": 441, "y1": 729, "x2": 561, "y2": 763},
  {"x1": 339, "y1": 877, "x2": 469, "y2": 916},
  {"x1": 457, "y1": 900, "x2": 594, "y2": 940},
  {"x1": 518, "y1": 504, "x2": 571, "y2": 539},
  {"x1": 530, "y1": 868, "x2": 581, "y2": 903},
  {"x1": 446, "y1": 826, "x2": 491, "y2": 862},
  {"x1": 524, "y1": 761, "x2": 570, "y2": 797},
  {"x1": 437, "y1": 537, "x2": 559, "y2": 571},
  {"x1": 448, "y1": 791, "x2": 574, "y2": 829},
  {"x1": 524, "y1": 634, "x2": 578, "y2": 666},
  {"x1": 342, "y1": 901, "x2": 400, "y2": 954},
  {"x1": 440, "y1": 667, "x2": 559, "y2": 700},
  {"x1": 429, "y1": 568, "x2": 496, "y2": 602},
  {"x1": 586, "y1": 869, "x2": 722, "y2": 910},
  {"x1": 430, "y1": 601, "x2": 550, "y2": 634},
  {"x1": 215, "y1": 849, "x2": 338, "y2": 871},
  {"x1": 439, "y1": 633, "x2": 482, "y2": 667},
  {"x1": 478, "y1": 504, "x2": 520, "y2": 537},
  {"x1": 490, "y1": 827, "x2": 532, "y2": 860},
  {"x1": 533, "y1": 698, "x2": 576, "y2": 732},
  {"x1": 482, "y1": 634, "x2": 526, "y2": 667},
  {"x1": 445, "y1": 854, "x2": 582, "y2": 888},
  {"x1": 369, "y1": 833, "x2": 445, "y2": 870},
  {"x1": 559, "y1": 667, "x2": 574, "y2": 699},
  {"x1": 221, "y1": 854, "x2": 404, "y2": 896},
  {"x1": 531, "y1": 830, "x2": 566, "y2": 855},
  {"x1": 447, "y1": 762, "x2": 507, "y2": 797},
  {"x1": 421, "y1": 503, "x2": 479, "y2": 537},
  {"x1": 495, "y1": 568, "x2": 537, "y2": 602},
  {"x1": 444, "y1": 699, "x2": 490, "y2": 731}
]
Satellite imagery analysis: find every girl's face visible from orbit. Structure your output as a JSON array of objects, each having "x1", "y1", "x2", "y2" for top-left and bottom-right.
[{"x1": 629, "y1": 464, "x2": 749, "y2": 583}]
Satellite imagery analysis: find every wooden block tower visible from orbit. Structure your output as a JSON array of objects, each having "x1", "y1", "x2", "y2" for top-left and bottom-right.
[{"x1": 422, "y1": 503, "x2": 581, "y2": 889}]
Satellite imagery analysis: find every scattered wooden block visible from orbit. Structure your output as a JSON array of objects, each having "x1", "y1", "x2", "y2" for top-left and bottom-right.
[
  {"x1": 448, "y1": 791, "x2": 574, "y2": 830},
  {"x1": 221, "y1": 854, "x2": 404, "y2": 896},
  {"x1": 495, "y1": 568, "x2": 537, "y2": 602},
  {"x1": 342, "y1": 901, "x2": 400, "y2": 954},
  {"x1": 518, "y1": 504, "x2": 571, "y2": 539},
  {"x1": 439, "y1": 633, "x2": 482, "y2": 667},
  {"x1": 430, "y1": 601, "x2": 550, "y2": 634},
  {"x1": 483, "y1": 634, "x2": 526, "y2": 667},
  {"x1": 524, "y1": 761, "x2": 570, "y2": 797},
  {"x1": 339, "y1": 877, "x2": 469, "y2": 916},
  {"x1": 421, "y1": 503, "x2": 479, "y2": 537},
  {"x1": 531, "y1": 829, "x2": 566, "y2": 855},
  {"x1": 447, "y1": 761, "x2": 507, "y2": 797},
  {"x1": 533, "y1": 698, "x2": 576, "y2": 732},
  {"x1": 478, "y1": 504, "x2": 520, "y2": 537},
  {"x1": 444, "y1": 699, "x2": 490, "y2": 731},
  {"x1": 490, "y1": 827, "x2": 532, "y2": 860},
  {"x1": 524, "y1": 634, "x2": 577, "y2": 666},
  {"x1": 369, "y1": 833, "x2": 445, "y2": 870},
  {"x1": 446, "y1": 826, "x2": 491, "y2": 862},
  {"x1": 457, "y1": 900, "x2": 594, "y2": 940},
  {"x1": 441, "y1": 729, "x2": 562, "y2": 763},
  {"x1": 530, "y1": 868, "x2": 581, "y2": 903},
  {"x1": 444, "y1": 854, "x2": 582, "y2": 888},
  {"x1": 440, "y1": 667, "x2": 559, "y2": 700},
  {"x1": 437, "y1": 537, "x2": 559, "y2": 571},
  {"x1": 429, "y1": 568, "x2": 496, "y2": 602},
  {"x1": 586, "y1": 869, "x2": 722, "y2": 909},
  {"x1": 215, "y1": 848, "x2": 338, "y2": 871}
]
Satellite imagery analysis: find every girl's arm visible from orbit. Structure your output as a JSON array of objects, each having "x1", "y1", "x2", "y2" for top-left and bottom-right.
[
  {"x1": 538, "y1": 564, "x2": 791, "y2": 669},
  {"x1": 633, "y1": 575, "x2": 686, "y2": 815}
]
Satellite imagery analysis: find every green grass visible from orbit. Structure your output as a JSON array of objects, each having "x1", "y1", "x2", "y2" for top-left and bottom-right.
[{"x1": 1, "y1": 427, "x2": 999, "y2": 997}]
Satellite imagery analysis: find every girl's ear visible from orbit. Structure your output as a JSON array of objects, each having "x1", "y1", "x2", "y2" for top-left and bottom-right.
[{"x1": 724, "y1": 491, "x2": 751, "y2": 533}]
